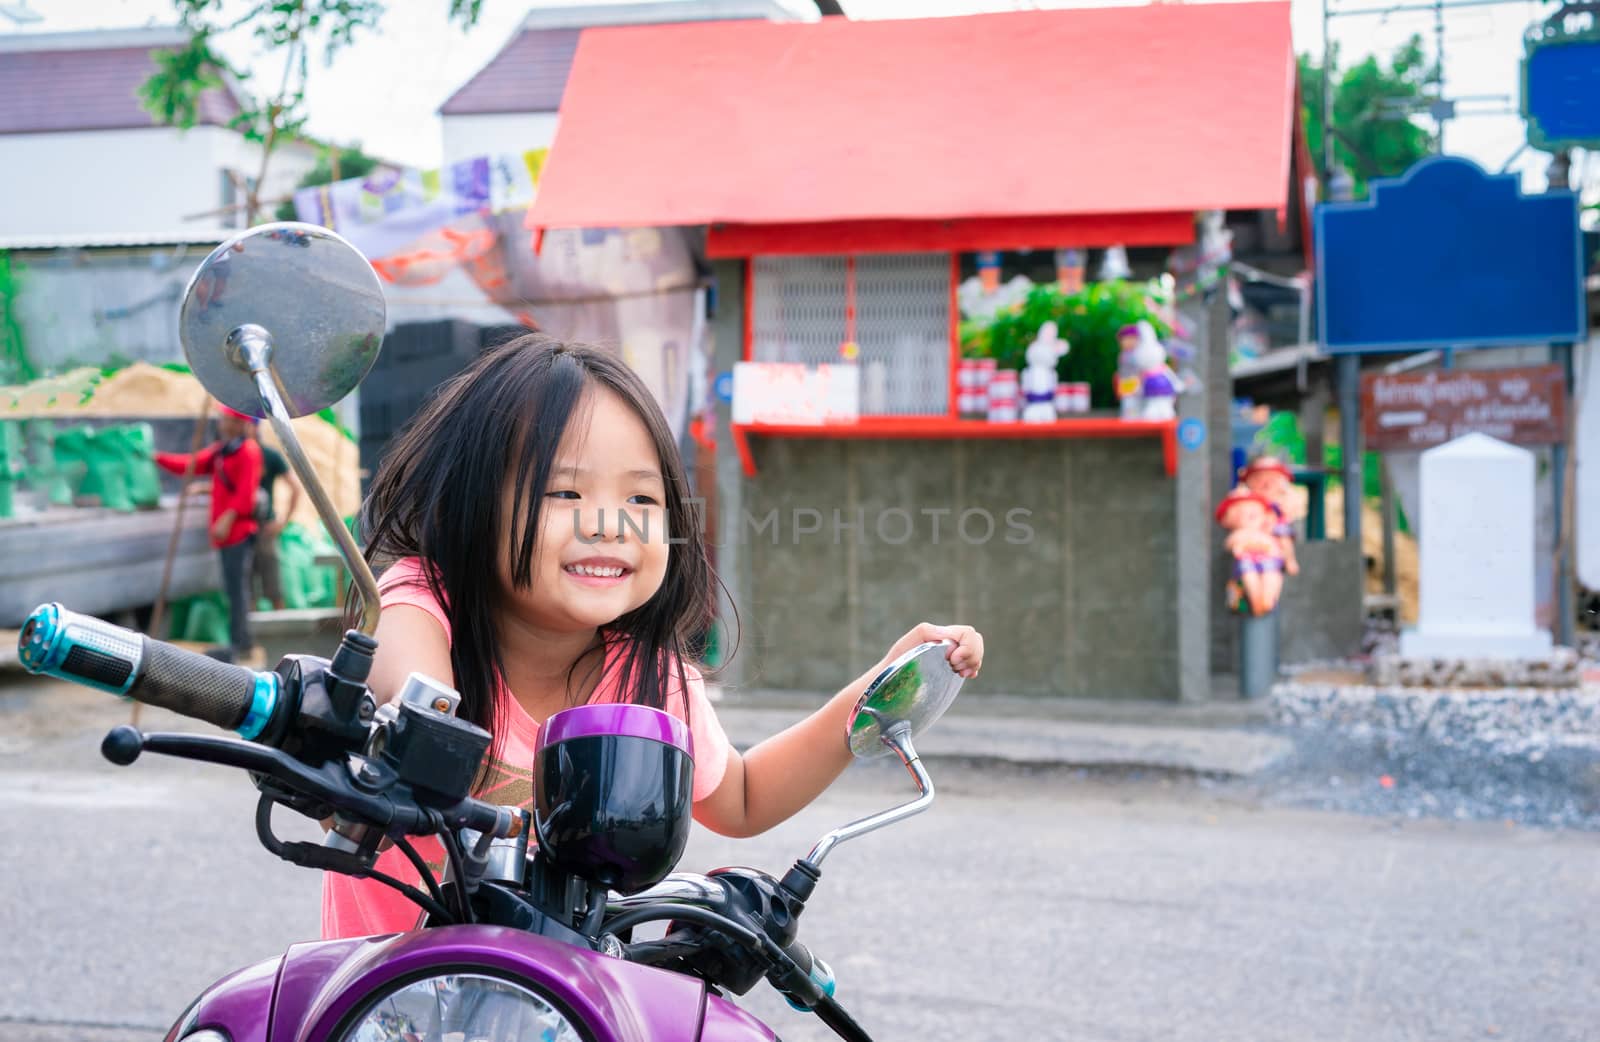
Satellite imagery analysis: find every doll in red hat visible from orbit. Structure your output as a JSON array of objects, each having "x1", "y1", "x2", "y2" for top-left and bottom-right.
[
  {"x1": 1216, "y1": 487, "x2": 1284, "y2": 616},
  {"x1": 1240, "y1": 455, "x2": 1299, "y2": 577}
]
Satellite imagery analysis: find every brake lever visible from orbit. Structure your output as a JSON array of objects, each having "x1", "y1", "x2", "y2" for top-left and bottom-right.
[
  {"x1": 102, "y1": 726, "x2": 520, "y2": 842},
  {"x1": 104, "y1": 725, "x2": 367, "y2": 810}
]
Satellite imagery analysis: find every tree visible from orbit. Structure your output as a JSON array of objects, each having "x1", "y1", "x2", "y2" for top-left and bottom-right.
[
  {"x1": 1299, "y1": 36, "x2": 1438, "y2": 199},
  {"x1": 274, "y1": 144, "x2": 386, "y2": 222},
  {"x1": 141, "y1": 1, "x2": 485, "y2": 226}
]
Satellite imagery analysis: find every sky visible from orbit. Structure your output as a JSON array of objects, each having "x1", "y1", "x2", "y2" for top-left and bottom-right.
[{"x1": 5, "y1": 0, "x2": 1585, "y2": 203}]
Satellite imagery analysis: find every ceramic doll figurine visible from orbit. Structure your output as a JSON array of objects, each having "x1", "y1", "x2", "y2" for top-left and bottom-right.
[
  {"x1": 1115, "y1": 323, "x2": 1145, "y2": 419},
  {"x1": 1240, "y1": 455, "x2": 1300, "y2": 577},
  {"x1": 1130, "y1": 322, "x2": 1183, "y2": 421},
  {"x1": 1166, "y1": 336, "x2": 1202, "y2": 393},
  {"x1": 1020, "y1": 321, "x2": 1069, "y2": 423},
  {"x1": 1098, "y1": 245, "x2": 1132, "y2": 281},
  {"x1": 1055, "y1": 248, "x2": 1086, "y2": 293},
  {"x1": 1216, "y1": 487, "x2": 1285, "y2": 616}
]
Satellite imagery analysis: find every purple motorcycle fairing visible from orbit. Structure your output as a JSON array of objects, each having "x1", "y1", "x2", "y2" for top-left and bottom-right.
[
  {"x1": 168, "y1": 925, "x2": 775, "y2": 1042},
  {"x1": 165, "y1": 954, "x2": 281, "y2": 1042}
]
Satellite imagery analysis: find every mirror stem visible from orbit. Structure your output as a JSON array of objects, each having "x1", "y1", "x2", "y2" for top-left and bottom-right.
[
  {"x1": 806, "y1": 723, "x2": 933, "y2": 869},
  {"x1": 231, "y1": 325, "x2": 382, "y2": 636}
]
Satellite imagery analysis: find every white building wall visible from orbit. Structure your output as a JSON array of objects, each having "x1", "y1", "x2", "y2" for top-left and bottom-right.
[
  {"x1": 0, "y1": 126, "x2": 321, "y2": 238},
  {"x1": 441, "y1": 112, "x2": 559, "y2": 168},
  {"x1": 2, "y1": 127, "x2": 222, "y2": 237}
]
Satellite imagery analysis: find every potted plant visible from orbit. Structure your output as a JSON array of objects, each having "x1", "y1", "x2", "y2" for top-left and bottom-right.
[{"x1": 961, "y1": 280, "x2": 1173, "y2": 411}]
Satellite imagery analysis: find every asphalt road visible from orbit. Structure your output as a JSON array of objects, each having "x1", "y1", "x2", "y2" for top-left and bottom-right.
[{"x1": 2, "y1": 679, "x2": 1597, "y2": 1042}]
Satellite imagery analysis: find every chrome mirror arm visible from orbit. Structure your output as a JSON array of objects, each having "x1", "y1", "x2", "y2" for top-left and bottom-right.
[
  {"x1": 806, "y1": 722, "x2": 933, "y2": 869},
  {"x1": 228, "y1": 323, "x2": 382, "y2": 636}
]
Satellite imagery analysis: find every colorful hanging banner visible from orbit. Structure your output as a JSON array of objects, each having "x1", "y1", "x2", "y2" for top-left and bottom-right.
[
  {"x1": 290, "y1": 148, "x2": 702, "y2": 445},
  {"x1": 292, "y1": 150, "x2": 547, "y2": 268}
]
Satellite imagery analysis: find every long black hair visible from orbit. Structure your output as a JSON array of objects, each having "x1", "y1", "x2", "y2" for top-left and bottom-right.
[{"x1": 349, "y1": 333, "x2": 718, "y2": 784}]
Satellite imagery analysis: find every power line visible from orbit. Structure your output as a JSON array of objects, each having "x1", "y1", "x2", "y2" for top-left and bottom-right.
[
  {"x1": 1318, "y1": 0, "x2": 1556, "y2": 180},
  {"x1": 1325, "y1": 0, "x2": 1543, "y2": 18}
]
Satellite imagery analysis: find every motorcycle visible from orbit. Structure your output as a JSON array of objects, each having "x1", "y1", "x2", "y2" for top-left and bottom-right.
[{"x1": 16, "y1": 222, "x2": 966, "y2": 1042}]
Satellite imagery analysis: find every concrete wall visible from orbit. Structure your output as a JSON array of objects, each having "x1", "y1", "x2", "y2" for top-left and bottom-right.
[
  {"x1": 733, "y1": 435, "x2": 1181, "y2": 698},
  {"x1": 1274, "y1": 538, "x2": 1365, "y2": 664},
  {"x1": 10, "y1": 246, "x2": 198, "y2": 372}
]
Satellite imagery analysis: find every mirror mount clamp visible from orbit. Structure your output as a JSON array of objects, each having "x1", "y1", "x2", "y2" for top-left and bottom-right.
[{"x1": 778, "y1": 857, "x2": 821, "y2": 905}]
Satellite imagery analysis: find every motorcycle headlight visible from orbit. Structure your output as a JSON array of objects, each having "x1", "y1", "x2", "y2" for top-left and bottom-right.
[{"x1": 340, "y1": 973, "x2": 587, "y2": 1042}]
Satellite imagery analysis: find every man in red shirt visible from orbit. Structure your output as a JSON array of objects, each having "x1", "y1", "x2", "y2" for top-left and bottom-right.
[{"x1": 155, "y1": 404, "x2": 265, "y2": 664}]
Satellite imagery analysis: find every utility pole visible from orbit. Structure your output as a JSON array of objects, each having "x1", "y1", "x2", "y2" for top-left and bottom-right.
[
  {"x1": 1546, "y1": 148, "x2": 1577, "y2": 649},
  {"x1": 1321, "y1": 0, "x2": 1553, "y2": 162},
  {"x1": 1435, "y1": 0, "x2": 1446, "y2": 152},
  {"x1": 1322, "y1": 0, "x2": 1334, "y2": 185}
]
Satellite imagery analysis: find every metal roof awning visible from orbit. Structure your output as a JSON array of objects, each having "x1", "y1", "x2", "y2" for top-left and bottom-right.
[
  {"x1": 526, "y1": 2, "x2": 1297, "y2": 255},
  {"x1": 0, "y1": 231, "x2": 229, "y2": 251}
]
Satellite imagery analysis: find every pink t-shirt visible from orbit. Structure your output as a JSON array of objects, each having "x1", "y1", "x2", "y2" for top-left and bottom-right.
[{"x1": 320, "y1": 557, "x2": 732, "y2": 940}]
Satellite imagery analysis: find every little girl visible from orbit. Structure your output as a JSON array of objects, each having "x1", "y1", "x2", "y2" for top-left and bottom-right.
[{"x1": 322, "y1": 334, "x2": 985, "y2": 939}]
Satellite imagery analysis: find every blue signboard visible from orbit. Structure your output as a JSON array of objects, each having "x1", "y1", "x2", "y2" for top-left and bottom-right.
[
  {"x1": 1523, "y1": 27, "x2": 1600, "y2": 150},
  {"x1": 1177, "y1": 417, "x2": 1206, "y2": 451},
  {"x1": 713, "y1": 371, "x2": 734, "y2": 402},
  {"x1": 1315, "y1": 155, "x2": 1587, "y2": 355}
]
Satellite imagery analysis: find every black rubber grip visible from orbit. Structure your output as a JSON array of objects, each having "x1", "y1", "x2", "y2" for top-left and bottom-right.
[
  {"x1": 131, "y1": 637, "x2": 260, "y2": 731},
  {"x1": 63, "y1": 644, "x2": 136, "y2": 689}
]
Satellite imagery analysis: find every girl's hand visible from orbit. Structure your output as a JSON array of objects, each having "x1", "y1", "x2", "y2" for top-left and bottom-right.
[{"x1": 883, "y1": 622, "x2": 984, "y2": 680}]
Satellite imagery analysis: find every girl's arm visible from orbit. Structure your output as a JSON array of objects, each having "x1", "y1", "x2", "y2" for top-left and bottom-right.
[
  {"x1": 694, "y1": 623, "x2": 983, "y2": 839},
  {"x1": 366, "y1": 603, "x2": 455, "y2": 703}
]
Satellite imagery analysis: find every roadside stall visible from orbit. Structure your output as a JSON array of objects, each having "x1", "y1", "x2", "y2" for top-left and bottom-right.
[{"x1": 527, "y1": 2, "x2": 1305, "y2": 697}]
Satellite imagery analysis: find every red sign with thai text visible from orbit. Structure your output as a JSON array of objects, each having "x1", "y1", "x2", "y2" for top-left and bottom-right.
[{"x1": 1361, "y1": 365, "x2": 1568, "y2": 451}]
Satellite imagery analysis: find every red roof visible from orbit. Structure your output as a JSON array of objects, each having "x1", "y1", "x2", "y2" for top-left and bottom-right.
[
  {"x1": 438, "y1": 28, "x2": 583, "y2": 116},
  {"x1": 527, "y1": 3, "x2": 1297, "y2": 253},
  {"x1": 0, "y1": 43, "x2": 241, "y2": 136}
]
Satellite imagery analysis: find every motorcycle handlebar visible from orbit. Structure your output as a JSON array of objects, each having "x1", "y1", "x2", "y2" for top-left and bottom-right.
[
  {"x1": 103, "y1": 726, "x2": 520, "y2": 840},
  {"x1": 811, "y1": 992, "x2": 873, "y2": 1042},
  {"x1": 780, "y1": 939, "x2": 837, "y2": 1011},
  {"x1": 18, "y1": 603, "x2": 278, "y2": 739}
]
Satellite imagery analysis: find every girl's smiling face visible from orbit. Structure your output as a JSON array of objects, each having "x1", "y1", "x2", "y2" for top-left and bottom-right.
[{"x1": 498, "y1": 384, "x2": 672, "y2": 634}]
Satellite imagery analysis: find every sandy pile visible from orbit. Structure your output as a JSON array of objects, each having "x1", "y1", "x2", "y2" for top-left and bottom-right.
[
  {"x1": 1325, "y1": 484, "x2": 1419, "y2": 623},
  {"x1": 2, "y1": 362, "x2": 360, "y2": 532}
]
